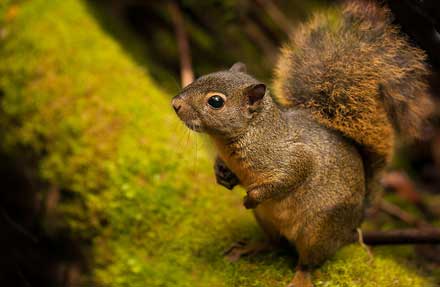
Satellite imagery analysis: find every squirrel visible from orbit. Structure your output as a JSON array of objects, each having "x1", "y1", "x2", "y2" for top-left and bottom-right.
[{"x1": 172, "y1": 1, "x2": 432, "y2": 286}]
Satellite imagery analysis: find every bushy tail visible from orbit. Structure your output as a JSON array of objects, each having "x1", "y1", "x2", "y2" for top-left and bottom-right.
[
  {"x1": 273, "y1": 0, "x2": 433, "y2": 203},
  {"x1": 379, "y1": 82, "x2": 433, "y2": 140}
]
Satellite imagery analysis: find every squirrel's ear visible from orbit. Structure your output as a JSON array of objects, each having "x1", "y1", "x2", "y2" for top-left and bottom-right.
[
  {"x1": 246, "y1": 83, "x2": 266, "y2": 112},
  {"x1": 230, "y1": 62, "x2": 247, "y2": 73}
]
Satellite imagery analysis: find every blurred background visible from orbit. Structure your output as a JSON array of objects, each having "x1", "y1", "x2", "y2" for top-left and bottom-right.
[{"x1": 0, "y1": 0, "x2": 439, "y2": 286}]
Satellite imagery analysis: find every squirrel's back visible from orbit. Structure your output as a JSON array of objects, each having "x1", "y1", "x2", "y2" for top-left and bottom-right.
[{"x1": 273, "y1": 0, "x2": 432, "y2": 203}]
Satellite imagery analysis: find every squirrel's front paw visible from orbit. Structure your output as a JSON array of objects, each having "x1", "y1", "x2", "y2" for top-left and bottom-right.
[
  {"x1": 214, "y1": 158, "x2": 240, "y2": 190},
  {"x1": 243, "y1": 193, "x2": 260, "y2": 209}
]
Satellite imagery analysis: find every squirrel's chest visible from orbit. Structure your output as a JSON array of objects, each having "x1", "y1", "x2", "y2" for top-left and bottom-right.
[
  {"x1": 214, "y1": 141, "x2": 265, "y2": 188},
  {"x1": 224, "y1": 156, "x2": 256, "y2": 187}
]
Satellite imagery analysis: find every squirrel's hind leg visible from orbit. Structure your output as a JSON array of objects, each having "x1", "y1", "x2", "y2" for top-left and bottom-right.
[
  {"x1": 286, "y1": 214, "x2": 360, "y2": 287},
  {"x1": 224, "y1": 209, "x2": 285, "y2": 262},
  {"x1": 253, "y1": 209, "x2": 283, "y2": 244}
]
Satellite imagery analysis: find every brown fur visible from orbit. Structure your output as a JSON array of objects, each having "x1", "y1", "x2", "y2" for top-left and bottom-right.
[{"x1": 274, "y1": 1, "x2": 432, "y2": 203}]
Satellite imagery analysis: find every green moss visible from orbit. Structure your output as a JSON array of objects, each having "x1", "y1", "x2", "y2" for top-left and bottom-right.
[
  {"x1": 0, "y1": 0, "x2": 435, "y2": 286},
  {"x1": 315, "y1": 245, "x2": 433, "y2": 287}
]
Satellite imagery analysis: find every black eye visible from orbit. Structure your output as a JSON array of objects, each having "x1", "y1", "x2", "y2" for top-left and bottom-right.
[{"x1": 207, "y1": 95, "x2": 225, "y2": 109}]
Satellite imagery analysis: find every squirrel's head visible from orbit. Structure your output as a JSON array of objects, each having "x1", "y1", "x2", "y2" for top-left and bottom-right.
[{"x1": 172, "y1": 62, "x2": 267, "y2": 138}]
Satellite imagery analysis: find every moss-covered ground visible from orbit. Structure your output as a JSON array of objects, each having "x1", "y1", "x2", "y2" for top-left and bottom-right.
[{"x1": 0, "y1": 0, "x2": 435, "y2": 286}]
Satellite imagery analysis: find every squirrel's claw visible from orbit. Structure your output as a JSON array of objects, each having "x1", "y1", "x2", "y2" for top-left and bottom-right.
[
  {"x1": 223, "y1": 239, "x2": 273, "y2": 262},
  {"x1": 214, "y1": 158, "x2": 240, "y2": 190},
  {"x1": 243, "y1": 194, "x2": 259, "y2": 209},
  {"x1": 217, "y1": 177, "x2": 236, "y2": 190}
]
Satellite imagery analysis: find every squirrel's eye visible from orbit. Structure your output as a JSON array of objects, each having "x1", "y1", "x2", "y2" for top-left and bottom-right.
[{"x1": 207, "y1": 95, "x2": 225, "y2": 109}]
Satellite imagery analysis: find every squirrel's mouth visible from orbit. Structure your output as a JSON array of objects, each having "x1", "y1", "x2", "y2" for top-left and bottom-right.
[
  {"x1": 171, "y1": 98, "x2": 204, "y2": 132},
  {"x1": 174, "y1": 110, "x2": 204, "y2": 132},
  {"x1": 184, "y1": 120, "x2": 204, "y2": 133}
]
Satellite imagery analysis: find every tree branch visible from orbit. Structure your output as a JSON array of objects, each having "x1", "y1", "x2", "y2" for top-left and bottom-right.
[
  {"x1": 362, "y1": 228, "x2": 440, "y2": 245},
  {"x1": 378, "y1": 200, "x2": 429, "y2": 227},
  {"x1": 168, "y1": 1, "x2": 194, "y2": 87}
]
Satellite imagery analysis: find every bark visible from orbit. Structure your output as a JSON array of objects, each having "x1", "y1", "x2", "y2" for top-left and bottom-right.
[
  {"x1": 168, "y1": 1, "x2": 194, "y2": 87},
  {"x1": 363, "y1": 228, "x2": 440, "y2": 245}
]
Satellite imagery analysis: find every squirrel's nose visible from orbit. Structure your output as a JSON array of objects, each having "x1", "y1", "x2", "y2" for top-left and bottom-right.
[
  {"x1": 173, "y1": 103, "x2": 181, "y2": 113},
  {"x1": 172, "y1": 97, "x2": 182, "y2": 113}
]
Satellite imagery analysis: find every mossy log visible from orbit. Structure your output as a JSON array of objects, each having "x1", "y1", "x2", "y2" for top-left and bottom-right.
[{"x1": 0, "y1": 0, "x2": 435, "y2": 286}]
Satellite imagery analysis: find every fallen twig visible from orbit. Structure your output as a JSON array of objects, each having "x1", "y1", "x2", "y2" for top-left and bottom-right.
[
  {"x1": 378, "y1": 200, "x2": 429, "y2": 227},
  {"x1": 381, "y1": 171, "x2": 434, "y2": 219},
  {"x1": 362, "y1": 228, "x2": 440, "y2": 245},
  {"x1": 381, "y1": 171, "x2": 421, "y2": 204}
]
